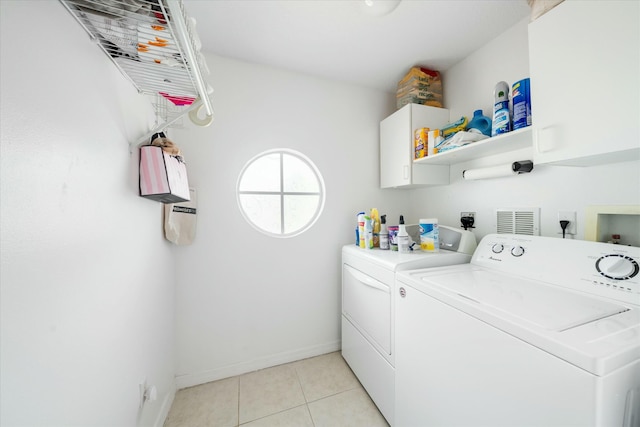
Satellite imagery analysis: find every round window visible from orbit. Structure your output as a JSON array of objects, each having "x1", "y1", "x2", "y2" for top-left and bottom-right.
[{"x1": 237, "y1": 149, "x2": 325, "y2": 237}]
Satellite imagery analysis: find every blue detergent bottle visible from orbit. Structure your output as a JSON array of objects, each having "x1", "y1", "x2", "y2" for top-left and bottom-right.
[
  {"x1": 467, "y1": 109, "x2": 492, "y2": 137},
  {"x1": 491, "y1": 81, "x2": 511, "y2": 137}
]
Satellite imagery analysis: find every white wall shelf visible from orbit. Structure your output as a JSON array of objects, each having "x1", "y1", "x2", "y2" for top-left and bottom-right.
[
  {"x1": 413, "y1": 127, "x2": 532, "y2": 166},
  {"x1": 59, "y1": 0, "x2": 214, "y2": 146}
]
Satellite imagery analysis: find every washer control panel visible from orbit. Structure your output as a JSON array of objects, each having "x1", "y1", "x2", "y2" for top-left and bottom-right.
[
  {"x1": 473, "y1": 234, "x2": 640, "y2": 305},
  {"x1": 596, "y1": 254, "x2": 639, "y2": 280}
]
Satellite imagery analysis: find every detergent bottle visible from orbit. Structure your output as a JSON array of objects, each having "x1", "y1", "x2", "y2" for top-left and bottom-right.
[{"x1": 467, "y1": 109, "x2": 492, "y2": 137}]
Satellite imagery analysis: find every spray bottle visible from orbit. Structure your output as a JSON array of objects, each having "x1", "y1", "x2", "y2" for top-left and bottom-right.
[
  {"x1": 379, "y1": 215, "x2": 389, "y2": 250},
  {"x1": 397, "y1": 215, "x2": 410, "y2": 252},
  {"x1": 364, "y1": 215, "x2": 374, "y2": 249},
  {"x1": 491, "y1": 81, "x2": 511, "y2": 137}
]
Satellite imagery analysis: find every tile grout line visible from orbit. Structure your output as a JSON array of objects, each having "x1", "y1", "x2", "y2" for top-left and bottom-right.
[
  {"x1": 292, "y1": 362, "x2": 316, "y2": 426},
  {"x1": 237, "y1": 375, "x2": 241, "y2": 427}
]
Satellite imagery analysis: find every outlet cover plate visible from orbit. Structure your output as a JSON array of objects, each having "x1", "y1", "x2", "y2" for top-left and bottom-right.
[{"x1": 558, "y1": 211, "x2": 577, "y2": 235}]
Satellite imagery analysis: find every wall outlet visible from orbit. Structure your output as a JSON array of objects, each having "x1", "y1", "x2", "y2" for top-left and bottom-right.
[
  {"x1": 139, "y1": 379, "x2": 157, "y2": 408},
  {"x1": 558, "y1": 211, "x2": 577, "y2": 236},
  {"x1": 460, "y1": 212, "x2": 476, "y2": 229},
  {"x1": 139, "y1": 379, "x2": 147, "y2": 408}
]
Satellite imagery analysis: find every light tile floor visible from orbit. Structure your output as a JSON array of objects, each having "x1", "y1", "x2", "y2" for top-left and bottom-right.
[{"x1": 164, "y1": 351, "x2": 389, "y2": 427}]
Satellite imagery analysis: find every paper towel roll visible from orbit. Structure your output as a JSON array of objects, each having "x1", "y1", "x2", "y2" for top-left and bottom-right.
[
  {"x1": 462, "y1": 164, "x2": 518, "y2": 180},
  {"x1": 462, "y1": 161, "x2": 533, "y2": 180}
]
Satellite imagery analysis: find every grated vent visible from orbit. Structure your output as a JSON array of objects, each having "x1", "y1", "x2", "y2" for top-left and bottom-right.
[{"x1": 496, "y1": 208, "x2": 540, "y2": 235}]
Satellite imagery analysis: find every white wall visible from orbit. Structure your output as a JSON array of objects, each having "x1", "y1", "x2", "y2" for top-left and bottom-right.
[
  {"x1": 408, "y1": 18, "x2": 640, "y2": 241},
  {"x1": 170, "y1": 54, "x2": 403, "y2": 387},
  {"x1": 1, "y1": 2, "x2": 176, "y2": 426},
  {"x1": 3, "y1": 3, "x2": 637, "y2": 424}
]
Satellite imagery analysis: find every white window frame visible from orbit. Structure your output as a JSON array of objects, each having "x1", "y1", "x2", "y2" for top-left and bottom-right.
[{"x1": 236, "y1": 148, "x2": 325, "y2": 238}]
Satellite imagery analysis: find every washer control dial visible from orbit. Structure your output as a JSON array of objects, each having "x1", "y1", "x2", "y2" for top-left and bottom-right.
[
  {"x1": 596, "y1": 254, "x2": 639, "y2": 280},
  {"x1": 492, "y1": 244, "x2": 504, "y2": 254},
  {"x1": 511, "y1": 246, "x2": 525, "y2": 257}
]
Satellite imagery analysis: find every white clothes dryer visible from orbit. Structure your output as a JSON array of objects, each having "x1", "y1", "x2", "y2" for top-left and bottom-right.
[
  {"x1": 395, "y1": 234, "x2": 640, "y2": 427},
  {"x1": 342, "y1": 225, "x2": 477, "y2": 425}
]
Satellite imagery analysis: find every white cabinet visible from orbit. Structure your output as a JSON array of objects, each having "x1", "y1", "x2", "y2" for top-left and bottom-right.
[
  {"x1": 528, "y1": 0, "x2": 639, "y2": 166},
  {"x1": 380, "y1": 103, "x2": 450, "y2": 188}
]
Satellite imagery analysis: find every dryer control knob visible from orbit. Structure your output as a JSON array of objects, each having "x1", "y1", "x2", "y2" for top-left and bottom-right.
[
  {"x1": 596, "y1": 254, "x2": 639, "y2": 280},
  {"x1": 511, "y1": 246, "x2": 525, "y2": 257},
  {"x1": 492, "y1": 244, "x2": 504, "y2": 253}
]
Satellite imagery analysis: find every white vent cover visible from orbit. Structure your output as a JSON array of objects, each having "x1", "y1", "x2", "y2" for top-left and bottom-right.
[{"x1": 496, "y1": 208, "x2": 540, "y2": 235}]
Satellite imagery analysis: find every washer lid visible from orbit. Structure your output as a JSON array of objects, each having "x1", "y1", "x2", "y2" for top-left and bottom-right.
[
  {"x1": 398, "y1": 264, "x2": 640, "y2": 376},
  {"x1": 425, "y1": 269, "x2": 628, "y2": 331}
]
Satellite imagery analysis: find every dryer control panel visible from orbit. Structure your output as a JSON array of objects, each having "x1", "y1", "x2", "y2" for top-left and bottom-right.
[{"x1": 472, "y1": 234, "x2": 640, "y2": 305}]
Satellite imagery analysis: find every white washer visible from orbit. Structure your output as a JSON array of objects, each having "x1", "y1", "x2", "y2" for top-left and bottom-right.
[
  {"x1": 342, "y1": 225, "x2": 477, "y2": 426},
  {"x1": 395, "y1": 234, "x2": 640, "y2": 427}
]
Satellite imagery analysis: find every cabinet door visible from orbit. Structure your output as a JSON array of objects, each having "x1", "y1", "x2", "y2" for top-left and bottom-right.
[
  {"x1": 380, "y1": 105, "x2": 413, "y2": 188},
  {"x1": 380, "y1": 104, "x2": 450, "y2": 188},
  {"x1": 529, "y1": 1, "x2": 639, "y2": 166}
]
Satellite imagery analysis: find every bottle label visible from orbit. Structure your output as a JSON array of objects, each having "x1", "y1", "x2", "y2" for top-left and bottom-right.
[
  {"x1": 388, "y1": 226, "x2": 399, "y2": 251},
  {"x1": 364, "y1": 231, "x2": 374, "y2": 249},
  {"x1": 398, "y1": 235, "x2": 410, "y2": 252},
  {"x1": 380, "y1": 233, "x2": 389, "y2": 250},
  {"x1": 492, "y1": 101, "x2": 511, "y2": 136}
]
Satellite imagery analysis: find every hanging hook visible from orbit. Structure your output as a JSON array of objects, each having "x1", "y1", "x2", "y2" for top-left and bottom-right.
[
  {"x1": 150, "y1": 131, "x2": 167, "y2": 143},
  {"x1": 188, "y1": 100, "x2": 214, "y2": 127}
]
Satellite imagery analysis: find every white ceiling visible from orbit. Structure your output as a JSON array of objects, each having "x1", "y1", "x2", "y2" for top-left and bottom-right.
[{"x1": 183, "y1": 0, "x2": 532, "y2": 93}]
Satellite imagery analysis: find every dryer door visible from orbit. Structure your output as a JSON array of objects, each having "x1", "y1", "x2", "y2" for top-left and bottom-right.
[{"x1": 343, "y1": 264, "x2": 391, "y2": 355}]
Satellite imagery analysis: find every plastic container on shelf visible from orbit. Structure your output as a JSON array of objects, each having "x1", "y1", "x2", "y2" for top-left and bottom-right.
[
  {"x1": 414, "y1": 128, "x2": 429, "y2": 159},
  {"x1": 427, "y1": 129, "x2": 444, "y2": 155},
  {"x1": 512, "y1": 78, "x2": 532, "y2": 130},
  {"x1": 467, "y1": 109, "x2": 492, "y2": 136}
]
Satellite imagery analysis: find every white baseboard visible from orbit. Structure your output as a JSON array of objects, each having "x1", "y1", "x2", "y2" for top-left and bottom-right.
[
  {"x1": 154, "y1": 380, "x2": 176, "y2": 427},
  {"x1": 175, "y1": 340, "x2": 341, "y2": 390}
]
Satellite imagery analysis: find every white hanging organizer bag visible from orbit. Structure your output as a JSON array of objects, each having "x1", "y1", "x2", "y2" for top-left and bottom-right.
[{"x1": 164, "y1": 188, "x2": 197, "y2": 245}]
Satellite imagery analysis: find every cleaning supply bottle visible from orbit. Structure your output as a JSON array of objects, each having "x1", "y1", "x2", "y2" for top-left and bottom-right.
[
  {"x1": 467, "y1": 109, "x2": 492, "y2": 136},
  {"x1": 427, "y1": 129, "x2": 444, "y2": 156},
  {"x1": 379, "y1": 215, "x2": 389, "y2": 250},
  {"x1": 397, "y1": 215, "x2": 410, "y2": 252},
  {"x1": 357, "y1": 212, "x2": 365, "y2": 248},
  {"x1": 370, "y1": 208, "x2": 381, "y2": 247},
  {"x1": 491, "y1": 81, "x2": 511, "y2": 137},
  {"x1": 364, "y1": 215, "x2": 374, "y2": 249},
  {"x1": 512, "y1": 78, "x2": 531, "y2": 130}
]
